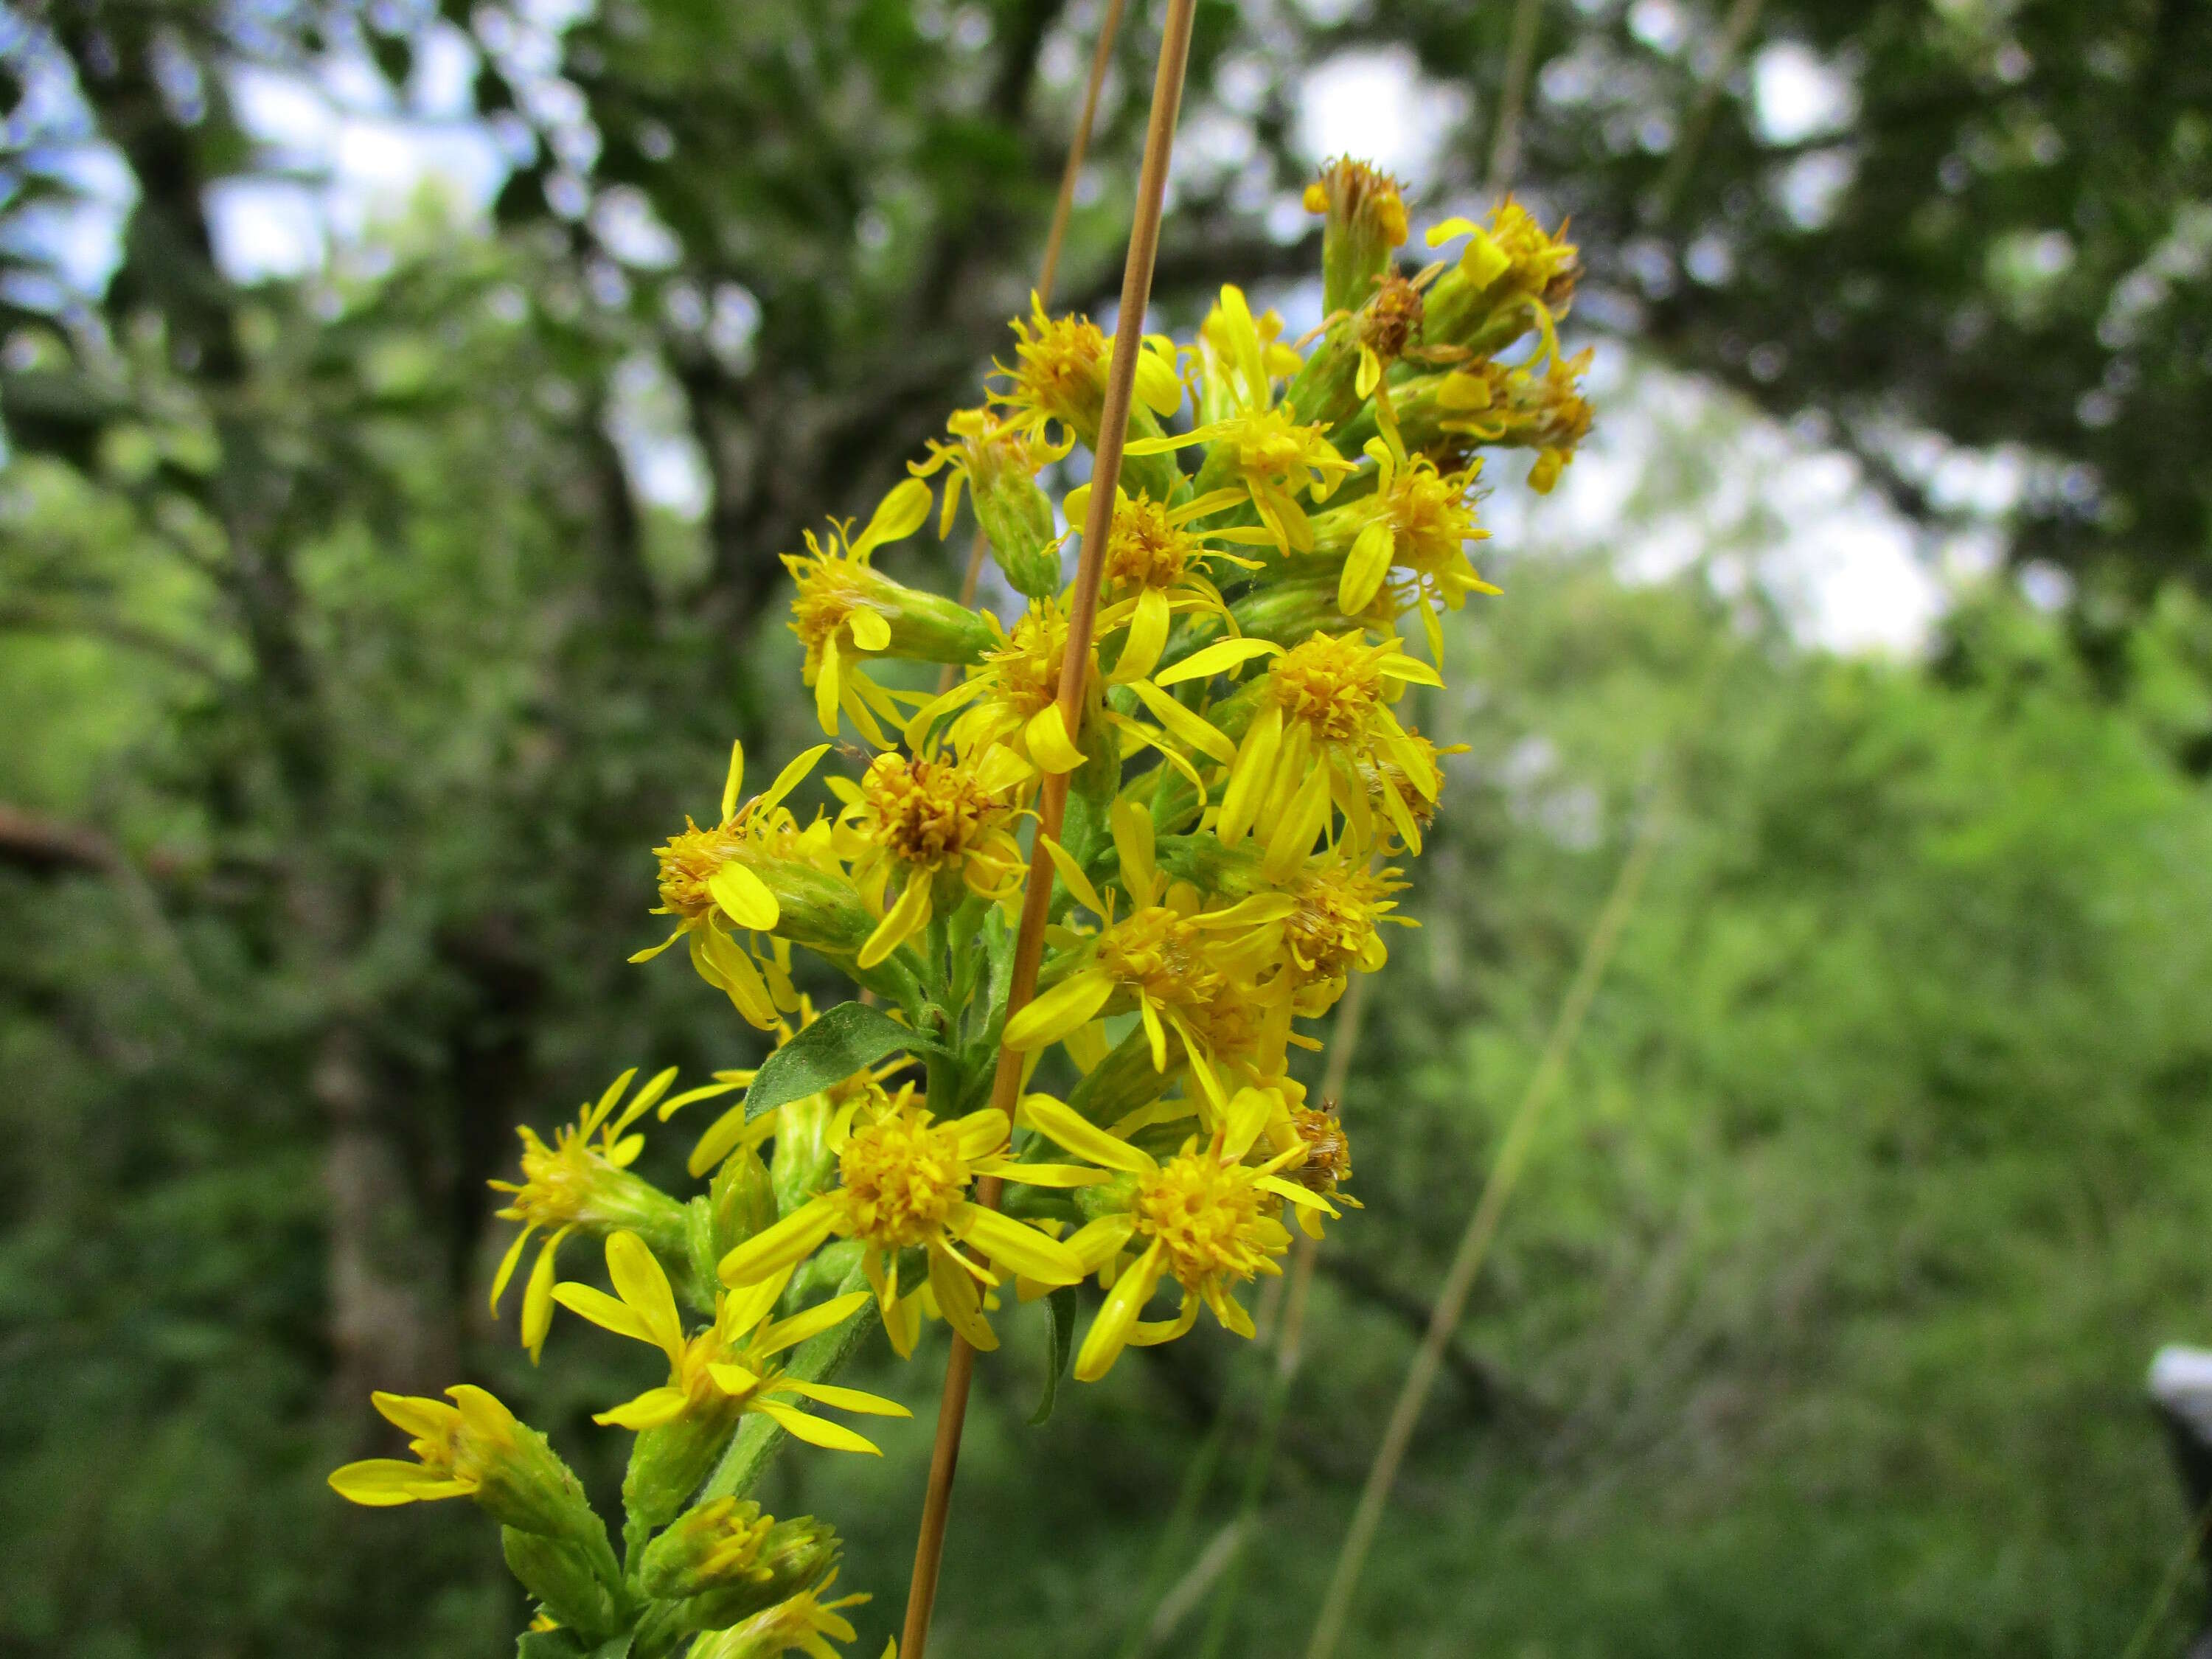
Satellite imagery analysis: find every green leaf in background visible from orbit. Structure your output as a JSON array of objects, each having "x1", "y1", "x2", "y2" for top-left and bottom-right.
[
  {"x1": 1030, "y1": 1286, "x2": 1079, "y2": 1427},
  {"x1": 743, "y1": 1001, "x2": 945, "y2": 1123}
]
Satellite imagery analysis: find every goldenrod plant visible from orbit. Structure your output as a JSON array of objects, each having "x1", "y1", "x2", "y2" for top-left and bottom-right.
[{"x1": 332, "y1": 160, "x2": 1589, "y2": 1658}]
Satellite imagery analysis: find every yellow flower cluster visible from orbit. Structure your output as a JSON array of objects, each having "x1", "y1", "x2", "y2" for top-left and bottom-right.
[{"x1": 330, "y1": 161, "x2": 1589, "y2": 1659}]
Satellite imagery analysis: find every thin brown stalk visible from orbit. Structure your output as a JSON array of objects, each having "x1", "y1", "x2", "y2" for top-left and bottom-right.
[
  {"x1": 1304, "y1": 798, "x2": 1666, "y2": 1659},
  {"x1": 897, "y1": 5, "x2": 1197, "y2": 1654},
  {"x1": 1646, "y1": 0, "x2": 1770, "y2": 223},
  {"x1": 1484, "y1": 0, "x2": 1545, "y2": 198},
  {"x1": 941, "y1": 0, "x2": 1130, "y2": 677}
]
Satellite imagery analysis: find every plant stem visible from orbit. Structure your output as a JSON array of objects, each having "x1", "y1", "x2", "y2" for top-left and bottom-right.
[
  {"x1": 1304, "y1": 798, "x2": 1666, "y2": 1659},
  {"x1": 940, "y1": 0, "x2": 1130, "y2": 675},
  {"x1": 899, "y1": 7, "x2": 1198, "y2": 1655}
]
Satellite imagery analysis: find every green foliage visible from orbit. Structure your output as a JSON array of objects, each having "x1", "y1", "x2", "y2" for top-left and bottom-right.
[{"x1": 740, "y1": 1004, "x2": 945, "y2": 1124}]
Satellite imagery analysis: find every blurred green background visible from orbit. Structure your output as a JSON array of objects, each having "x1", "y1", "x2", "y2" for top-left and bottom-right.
[{"x1": 6, "y1": 1, "x2": 2212, "y2": 1655}]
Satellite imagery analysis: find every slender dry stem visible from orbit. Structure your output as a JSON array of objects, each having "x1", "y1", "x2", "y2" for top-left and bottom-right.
[
  {"x1": 1484, "y1": 0, "x2": 1545, "y2": 197},
  {"x1": 942, "y1": 0, "x2": 1130, "y2": 667},
  {"x1": 898, "y1": 6, "x2": 1197, "y2": 1653},
  {"x1": 1304, "y1": 798, "x2": 1666, "y2": 1659}
]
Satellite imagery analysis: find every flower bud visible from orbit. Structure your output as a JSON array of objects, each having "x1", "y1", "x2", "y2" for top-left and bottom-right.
[
  {"x1": 504, "y1": 1528, "x2": 624, "y2": 1638},
  {"x1": 642, "y1": 1498, "x2": 842, "y2": 1631},
  {"x1": 623, "y1": 1405, "x2": 744, "y2": 1530},
  {"x1": 1304, "y1": 158, "x2": 1408, "y2": 319}
]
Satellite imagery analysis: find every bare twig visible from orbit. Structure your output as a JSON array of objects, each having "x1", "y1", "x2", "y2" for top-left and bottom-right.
[
  {"x1": 899, "y1": 7, "x2": 1199, "y2": 1655},
  {"x1": 944, "y1": 0, "x2": 1131, "y2": 678},
  {"x1": 1304, "y1": 796, "x2": 1666, "y2": 1659}
]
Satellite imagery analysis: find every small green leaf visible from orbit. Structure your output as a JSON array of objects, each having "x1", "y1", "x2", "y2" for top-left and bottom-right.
[
  {"x1": 744, "y1": 1001, "x2": 944, "y2": 1122},
  {"x1": 515, "y1": 1630, "x2": 587, "y2": 1659},
  {"x1": 1030, "y1": 1285, "x2": 1079, "y2": 1426}
]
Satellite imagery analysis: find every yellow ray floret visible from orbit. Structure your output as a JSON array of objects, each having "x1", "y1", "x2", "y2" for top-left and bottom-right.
[
  {"x1": 1020, "y1": 1093, "x2": 1337, "y2": 1380},
  {"x1": 717, "y1": 1093, "x2": 1096, "y2": 1357},
  {"x1": 554, "y1": 1231, "x2": 907, "y2": 1455}
]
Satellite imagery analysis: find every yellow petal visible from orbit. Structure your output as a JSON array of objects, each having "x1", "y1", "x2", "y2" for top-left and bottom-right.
[
  {"x1": 1123, "y1": 678, "x2": 1238, "y2": 766},
  {"x1": 759, "y1": 742, "x2": 833, "y2": 813},
  {"x1": 1152, "y1": 636, "x2": 1281, "y2": 688},
  {"x1": 1019, "y1": 1094, "x2": 1155, "y2": 1174},
  {"x1": 719, "y1": 1197, "x2": 841, "y2": 1287},
  {"x1": 982, "y1": 1160, "x2": 1113, "y2": 1187},
  {"x1": 1065, "y1": 1214, "x2": 1138, "y2": 1272},
  {"x1": 709, "y1": 862, "x2": 780, "y2": 932},
  {"x1": 928, "y1": 1244, "x2": 999, "y2": 1350},
  {"x1": 1217, "y1": 701, "x2": 1282, "y2": 846},
  {"x1": 522, "y1": 1227, "x2": 570, "y2": 1363},
  {"x1": 1340, "y1": 519, "x2": 1394, "y2": 615},
  {"x1": 720, "y1": 739, "x2": 745, "y2": 823},
  {"x1": 489, "y1": 1222, "x2": 535, "y2": 1315},
  {"x1": 1112, "y1": 586, "x2": 1171, "y2": 685},
  {"x1": 1023, "y1": 703, "x2": 1086, "y2": 773},
  {"x1": 329, "y1": 1461, "x2": 468, "y2": 1506},
  {"x1": 1002, "y1": 969, "x2": 1116, "y2": 1053},
  {"x1": 1074, "y1": 1242, "x2": 1165, "y2": 1382},
  {"x1": 1224, "y1": 1087, "x2": 1274, "y2": 1161},
  {"x1": 849, "y1": 477, "x2": 933, "y2": 558},
  {"x1": 1377, "y1": 651, "x2": 1444, "y2": 687},
  {"x1": 606, "y1": 1231, "x2": 684, "y2": 1363},
  {"x1": 1110, "y1": 799, "x2": 1158, "y2": 903},
  {"x1": 754, "y1": 1399, "x2": 883, "y2": 1455},
  {"x1": 858, "y1": 866, "x2": 933, "y2": 969},
  {"x1": 551, "y1": 1281, "x2": 661, "y2": 1347},
  {"x1": 1040, "y1": 835, "x2": 1107, "y2": 919},
  {"x1": 950, "y1": 1107, "x2": 1011, "y2": 1159},
  {"x1": 774, "y1": 1378, "x2": 912, "y2": 1417},
  {"x1": 754, "y1": 1289, "x2": 874, "y2": 1356},
  {"x1": 709, "y1": 1361, "x2": 763, "y2": 1397},
  {"x1": 815, "y1": 634, "x2": 842, "y2": 735},
  {"x1": 593, "y1": 1385, "x2": 692, "y2": 1430},
  {"x1": 955, "y1": 1203, "x2": 1086, "y2": 1286},
  {"x1": 847, "y1": 608, "x2": 892, "y2": 652},
  {"x1": 1262, "y1": 763, "x2": 1332, "y2": 883}
]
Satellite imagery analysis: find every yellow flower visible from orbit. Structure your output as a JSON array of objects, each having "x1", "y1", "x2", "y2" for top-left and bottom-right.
[
  {"x1": 1281, "y1": 1099, "x2": 1360, "y2": 1241},
  {"x1": 1004, "y1": 804, "x2": 1293, "y2": 1114},
  {"x1": 907, "y1": 406, "x2": 1069, "y2": 598},
  {"x1": 329, "y1": 1385, "x2": 521, "y2": 1506},
  {"x1": 1280, "y1": 855, "x2": 1411, "y2": 1002},
  {"x1": 554, "y1": 1231, "x2": 908, "y2": 1454},
  {"x1": 488, "y1": 1065, "x2": 723, "y2": 1361},
  {"x1": 827, "y1": 745, "x2": 1033, "y2": 967},
  {"x1": 636, "y1": 739, "x2": 838, "y2": 1027},
  {"x1": 990, "y1": 292, "x2": 1182, "y2": 450},
  {"x1": 1303, "y1": 157, "x2": 1409, "y2": 316},
  {"x1": 1059, "y1": 481, "x2": 1257, "y2": 684},
  {"x1": 689, "y1": 1569, "x2": 874, "y2": 1659},
  {"x1": 717, "y1": 1093, "x2": 1094, "y2": 1357},
  {"x1": 1310, "y1": 438, "x2": 1497, "y2": 658},
  {"x1": 1020, "y1": 1093, "x2": 1335, "y2": 1380},
  {"x1": 1213, "y1": 630, "x2": 1443, "y2": 871},
  {"x1": 783, "y1": 479, "x2": 994, "y2": 745},
  {"x1": 1126, "y1": 401, "x2": 1357, "y2": 556},
  {"x1": 330, "y1": 1385, "x2": 599, "y2": 1543},
  {"x1": 903, "y1": 597, "x2": 1093, "y2": 776},
  {"x1": 1192, "y1": 285, "x2": 1305, "y2": 423},
  {"x1": 1422, "y1": 199, "x2": 1581, "y2": 361},
  {"x1": 1433, "y1": 347, "x2": 1595, "y2": 494}
]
